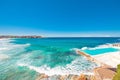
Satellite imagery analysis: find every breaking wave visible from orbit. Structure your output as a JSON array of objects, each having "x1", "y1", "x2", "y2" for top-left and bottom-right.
[
  {"x1": 18, "y1": 57, "x2": 98, "y2": 76},
  {"x1": 0, "y1": 38, "x2": 30, "y2": 60},
  {"x1": 80, "y1": 44, "x2": 113, "y2": 50},
  {"x1": 0, "y1": 38, "x2": 30, "y2": 50},
  {"x1": 71, "y1": 43, "x2": 119, "y2": 52}
]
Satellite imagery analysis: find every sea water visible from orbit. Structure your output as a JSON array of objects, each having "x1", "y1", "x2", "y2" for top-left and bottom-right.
[{"x1": 0, "y1": 37, "x2": 119, "y2": 80}]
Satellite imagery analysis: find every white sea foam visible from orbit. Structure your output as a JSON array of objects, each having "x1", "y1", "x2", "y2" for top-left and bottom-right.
[
  {"x1": 0, "y1": 53, "x2": 9, "y2": 60},
  {"x1": 18, "y1": 57, "x2": 98, "y2": 76},
  {"x1": 0, "y1": 38, "x2": 30, "y2": 51},
  {"x1": 70, "y1": 48, "x2": 81, "y2": 51},
  {"x1": 70, "y1": 45, "x2": 109, "y2": 52},
  {"x1": 0, "y1": 48, "x2": 8, "y2": 50},
  {"x1": 81, "y1": 44, "x2": 113, "y2": 50},
  {"x1": 81, "y1": 47, "x2": 88, "y2": 50},
  {"x1": 0, "y1": 38, "x2": 30, "y2": 59},
  {"x1": 71, "y1": 43, "x2": 120, "y2": 52}
]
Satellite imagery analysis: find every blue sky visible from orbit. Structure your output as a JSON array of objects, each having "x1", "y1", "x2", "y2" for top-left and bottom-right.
[{"x1": 0, "y1": 0, "x2": 120, "y2": 37}]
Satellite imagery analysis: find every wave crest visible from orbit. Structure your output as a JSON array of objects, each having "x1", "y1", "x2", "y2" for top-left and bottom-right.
[
  {"x1": 71, "y1": 43, "x2": 117, "y2": 51},
  {"x1": 0, "y1": 38, "x2": 31, "y2": 59},
  {"x1": 0, "y1": 38, "x2": 30, "y2": 51},
  {"x1": 18, "y1": 57, "x2": 98, "y2": 76}
]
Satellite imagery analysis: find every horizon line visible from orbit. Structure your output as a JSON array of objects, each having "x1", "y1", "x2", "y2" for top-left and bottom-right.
[{"x1": 0, "y1": 35, "x2": 120, "y2": 38}]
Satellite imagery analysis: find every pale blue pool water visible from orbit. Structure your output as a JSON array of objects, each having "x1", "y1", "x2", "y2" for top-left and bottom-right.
[{"x1": 82, "y1": 48, "x2": 119, "y2": 55}]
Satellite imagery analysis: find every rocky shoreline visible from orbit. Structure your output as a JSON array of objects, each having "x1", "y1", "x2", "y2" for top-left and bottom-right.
[{"x1": 36, "y1": 74, "x2": 95, "y2": 80}]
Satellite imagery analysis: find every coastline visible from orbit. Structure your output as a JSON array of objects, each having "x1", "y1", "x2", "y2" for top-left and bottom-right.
[
  {"x1": 75, "y1": 48, "x2": 120, "y2": 80},
  {"x1": 0, "y1": 38, "x2": 120, "y2": 80},
  {"x1": 36, "y1": 51, "x2": 120, "y2": 80}
]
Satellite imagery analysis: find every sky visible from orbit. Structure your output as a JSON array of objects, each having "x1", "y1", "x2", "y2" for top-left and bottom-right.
[{"x1": 0, "y1": 0, "x2": 120, "y2": 37}]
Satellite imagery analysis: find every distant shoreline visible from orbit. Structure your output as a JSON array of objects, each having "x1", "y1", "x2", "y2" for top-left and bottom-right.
[{"x1": 0, "y1": 35, "x2": 42, "y2": 39}]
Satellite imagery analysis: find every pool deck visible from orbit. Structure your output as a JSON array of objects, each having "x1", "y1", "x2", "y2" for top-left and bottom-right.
[{"x1": 93, "y1": 51, "x2": 120, "y2": 68}]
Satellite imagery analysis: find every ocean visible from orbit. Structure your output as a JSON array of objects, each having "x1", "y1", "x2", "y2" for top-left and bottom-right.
[{"x1": 0, "y1": 37, "x2": 120, "y2": 80}]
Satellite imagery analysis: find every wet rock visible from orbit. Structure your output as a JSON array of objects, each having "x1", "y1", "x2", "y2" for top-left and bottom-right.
[
  {"x1": 70, "y1": 75, "x2": 80, "y2": 80},
  {"x1": 78, "y1": 74, "x2": 87, "y2": 80},
  {"x1": 36, "y1": 74, "x2": 48, "y2": 80},
  {"x1": 36, "y1": 74, "x2": 94, "y2": 80},
  {"x1": 59, "y1": 75, "x2": 68, "y2": 80},
  {"x1": 49, "y1": 75, "x2": 60, "y2": 80}
]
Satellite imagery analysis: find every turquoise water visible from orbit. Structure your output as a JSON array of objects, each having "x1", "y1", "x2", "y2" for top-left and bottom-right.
[
  {"x1": 0, "y1": 38, "x2": 119, "y2": 80},
  {"x1": 83, "y1": 48, "x2": 118, "y2": 55}
]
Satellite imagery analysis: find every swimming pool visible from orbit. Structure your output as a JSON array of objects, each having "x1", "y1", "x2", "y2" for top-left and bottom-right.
[{"x1": 82, "y1": 47, "x2": 119, "y2": 55}]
